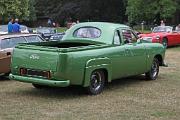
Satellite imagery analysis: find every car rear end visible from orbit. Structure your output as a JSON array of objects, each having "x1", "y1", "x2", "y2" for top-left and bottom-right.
[{"x1": 9, "y1": 44, "x2": 70, "y2": 87}]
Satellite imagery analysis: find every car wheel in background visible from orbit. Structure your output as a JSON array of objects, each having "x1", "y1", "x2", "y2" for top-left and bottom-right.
[
  {"x1": 145, "y1": 58, "x2": 159, "y2": 80},
  {"x1": 86, "y1": 70, "x2": 105, "y2": 95},
  {"x1": 162, "y1": 38, "x2": 168, "y2": 48}
]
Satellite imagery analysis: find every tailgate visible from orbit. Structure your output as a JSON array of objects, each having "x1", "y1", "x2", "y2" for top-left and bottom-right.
[{"x1": 12, "y1": 47, "x2": 59, "y2": 72}]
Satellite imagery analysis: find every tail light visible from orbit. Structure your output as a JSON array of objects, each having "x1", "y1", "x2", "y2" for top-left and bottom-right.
[
  {"x1": 44, "y1": 71, "x2": 51, "y2": 79},
  {"x1": 19, "y1": 68, "x2": 51, "y2": 79},
  {"x1": 20, "y1": 68, "x2": 27, "y2": 75}
]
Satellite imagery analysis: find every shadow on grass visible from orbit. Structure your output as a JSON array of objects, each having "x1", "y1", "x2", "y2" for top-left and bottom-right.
[
  {"x1": 16, "y1": 75, "x2": 148, "y2": 99},
  {"x1": 106, "y1": 75, "x2": 147, "y2": 89},
  {"x1": 18, "y1": 85, "x2": 87, "y2": 99},
  {"x1": 0, "y1": 75, "x2": 10, "y2": 81},
  {"x1": 167, "y1": 45, "x2": 180, "y2": 49}
]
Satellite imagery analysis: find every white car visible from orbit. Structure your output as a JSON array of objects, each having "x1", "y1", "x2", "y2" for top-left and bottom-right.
[
  {"x1": 0, "y1": 34, "x2": 44, "y2": 75},
  {"x1": 0, "y1": 25, "x2": 29, "y2": 34}
]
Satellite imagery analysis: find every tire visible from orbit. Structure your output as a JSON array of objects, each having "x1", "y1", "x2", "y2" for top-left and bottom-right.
[
  {"x1": 86, "y1": 70, "x2": 105, "y2": 95},
  {"x1": 145, "y1": 58, "x2": 159, "y2": 80},
  {"x1": 32, "y1": 84, "x2": 46, "y2": 89},
  {"x1": 162, "y1": 38, "x2": 168, "y2": 48}
]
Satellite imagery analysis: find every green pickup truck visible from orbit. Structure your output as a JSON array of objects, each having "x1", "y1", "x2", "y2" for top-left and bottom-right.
[{"x1": 10, "y1": 22, "x2": 166, "y2": 95}]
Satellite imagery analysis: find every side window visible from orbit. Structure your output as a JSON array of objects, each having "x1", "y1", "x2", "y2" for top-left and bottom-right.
[
  {"x1": 122, "y1": 29, "x2": 137, "y2": 44},
  {"x1": 113, "y1": 30, "x2": 121, "y2": 45}
]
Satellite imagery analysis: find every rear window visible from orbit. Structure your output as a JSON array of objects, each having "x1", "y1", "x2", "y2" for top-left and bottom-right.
[{"x1": 74, "y1": 27, "x2": 101, "y2": 38}]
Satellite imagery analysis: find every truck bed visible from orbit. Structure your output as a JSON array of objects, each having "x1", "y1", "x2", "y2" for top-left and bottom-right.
[{"x1": 16, "y1": 41, "x2": 110, "y2": 52}]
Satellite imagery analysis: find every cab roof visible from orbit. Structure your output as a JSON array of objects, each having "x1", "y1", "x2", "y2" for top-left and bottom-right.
[
  {"x1": 72, "y1": 22, "x2": 129, "y2": 29},
  {"x1": 63, "y1": 22, "x2": 130, "y2": 44}
]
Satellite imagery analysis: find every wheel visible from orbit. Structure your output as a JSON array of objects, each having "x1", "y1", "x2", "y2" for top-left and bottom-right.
[
  {"x1": 162, "y1": 38, "x2": 168, "y2": 48},
  {"x1": 32, "y1": 84, "x2": 46, "y2": 89},
  {"x1": 145, "y1": 58, "x2": 159, "y2": 80},
  {"x1": 86, "y1": 70, "x2": 105, "y2": 95}
]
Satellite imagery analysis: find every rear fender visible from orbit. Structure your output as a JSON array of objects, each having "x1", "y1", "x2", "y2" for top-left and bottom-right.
[{"x1": 83, "y1": 57, "x2": 112, "y2": 87}]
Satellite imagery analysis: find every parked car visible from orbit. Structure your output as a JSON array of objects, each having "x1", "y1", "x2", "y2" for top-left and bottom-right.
[
  {"x1": 9, "y1": 22, "x2": 166, "y2": 95},
  {"x1": 49, "y1": 32, "x2": 65, "y2": 41},
  {"x1": 20, "y1": 25, "x2": 30, "y2": 33},
  {"x1": 0, "y1": 25, "x2": 30, "y2": 34},
  {"x1": 35, "y1": 27, "x2": 57, "y2": 40},
  {"x1": 0, "y1": 34, "x2": 44, "y2": 75},
  {"x1": 139, "y1": 26, "x2": 180, "y2": 48}
]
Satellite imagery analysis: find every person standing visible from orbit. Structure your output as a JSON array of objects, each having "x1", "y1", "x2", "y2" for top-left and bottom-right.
[
  {"x1": 175, "y1": 24, "x2": 180, "y2": 31},
  {"x1": 8, "y1": 18, "x2": 14, "y2": 33},
  {"x1": 160, "y1": 20, "x2": 165, "y2": 26},
  {"x1": 47, "y1": 18, "x2": 52, "y2": 27},
  {"x1": 13, "y1": 18, "x2": 20, "y2": 33}
]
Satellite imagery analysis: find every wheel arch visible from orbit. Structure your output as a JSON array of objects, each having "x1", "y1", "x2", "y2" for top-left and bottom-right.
[
  {"x1": 154, "y1": 54, "x2": 163, "y2": 66},
  {"x1": 162, "y1": 37, "x2": 168, "y2": 44},
  {"x1": 83, "y1": 58, "x2": 112, "y2": 87}
]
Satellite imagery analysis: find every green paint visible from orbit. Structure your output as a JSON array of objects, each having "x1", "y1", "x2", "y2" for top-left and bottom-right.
[{"x1": 10, "y1": 22, "x2": 166, "y2": 88}]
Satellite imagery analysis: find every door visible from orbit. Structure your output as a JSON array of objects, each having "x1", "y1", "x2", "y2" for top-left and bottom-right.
[
  {"x1": 0, "y1": 39, "x2": 12, "y2": 74},
  {"x1": 121, "y1": 29, "x2": 147, "y2": 76},
  {"x1": 167, "y1": 27, "x2": 180, "y2": 46},
  {"x1": 173, "y1": 32, "x2": 180, "y2": 45},
  {"x1": 111, "y1": 30, "x2": 128, "y2": 79}
]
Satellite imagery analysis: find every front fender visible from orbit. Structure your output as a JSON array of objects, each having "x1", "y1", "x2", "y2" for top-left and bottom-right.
[{"x1": 83, "y1": 57, "x2": 112, "y2": 87}]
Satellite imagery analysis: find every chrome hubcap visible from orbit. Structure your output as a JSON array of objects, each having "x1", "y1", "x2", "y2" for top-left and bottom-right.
[
  {"x1": 91, "y1": 72, "x2": 102, "y2": 90},
  {"x1": 162, "y1": 40, "x2": 167, "y2": 48},
  {"x1": 151, "y1": 61, "x2": 158, "y2": 78}
]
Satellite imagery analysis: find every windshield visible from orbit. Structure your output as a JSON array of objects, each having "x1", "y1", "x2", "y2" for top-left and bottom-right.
[
  {"x1": 153, "y1": 26, "x2": 172, "y2": 33},
  {"x1": 74, "y1": 27, "x2": 101, "y2": 38},
  {"x1": 25, "y1": 35, "x2": 44, "y2": 42},
  {"x1": 1, "y1": 37, "x2": 26, "y2": 49}
]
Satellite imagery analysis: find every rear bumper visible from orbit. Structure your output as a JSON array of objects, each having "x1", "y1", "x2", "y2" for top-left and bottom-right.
[{"x1": 9, "y1": 74, "x2": 70, "y2": 87}]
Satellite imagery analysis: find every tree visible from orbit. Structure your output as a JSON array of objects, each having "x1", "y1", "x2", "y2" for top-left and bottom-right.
[
  {"x1": 28, "y1": 0, "x2": 36, "y2": 21},
  {"x1": 0, "y1": 0, "x2": 30, "y2": 23},
  {"x1": 35, "y1": 0, "x2": 127, "y2": 25},
  {"x1": 126, "y1": 0, "x2": 178, "y2": 25}
]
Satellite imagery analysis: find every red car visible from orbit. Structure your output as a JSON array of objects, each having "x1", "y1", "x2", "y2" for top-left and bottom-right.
[{"x1": 139, "y1": 26, "x2": 180, "y2": 48}]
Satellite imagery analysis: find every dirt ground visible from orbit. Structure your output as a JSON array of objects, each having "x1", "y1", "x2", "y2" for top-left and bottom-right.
[{"x1": 0, "y1": 46, "x2": 180, "y2": 120}]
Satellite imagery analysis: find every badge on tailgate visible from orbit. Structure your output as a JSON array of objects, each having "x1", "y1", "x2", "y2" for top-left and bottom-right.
[{"x1": 29, "y1": 54, "x2": 40, "y2": 60}]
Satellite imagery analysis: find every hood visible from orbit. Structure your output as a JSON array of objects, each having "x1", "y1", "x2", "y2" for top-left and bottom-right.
[{"x1": 140, "y1": 32, "x2": 168, "y2": 38}]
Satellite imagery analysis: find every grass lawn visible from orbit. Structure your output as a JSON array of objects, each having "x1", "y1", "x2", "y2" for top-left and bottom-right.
[
  {"x1": 57, "y1": 27, "x2": 67, "y2": 33},
  {"x1": 0, "y1": 46, "x2": 180, "y2": 120}
]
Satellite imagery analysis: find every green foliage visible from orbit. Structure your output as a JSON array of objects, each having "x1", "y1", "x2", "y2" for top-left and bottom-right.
[
  {"x1": 0, "y1": 0, "x2": 32, "y2": 21},
  {"x1": 57, "y1": 27, "x2": 67, "y2": 33},
  {"x1": 126, "y1": 0, "x2": 178, "y2": 24},
  {"x1": 28, "y1": 0, "x2": 36, "y2": 21},
  {"x1": 35, "y1": 0, "x2": 127, "y2": 25}
]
